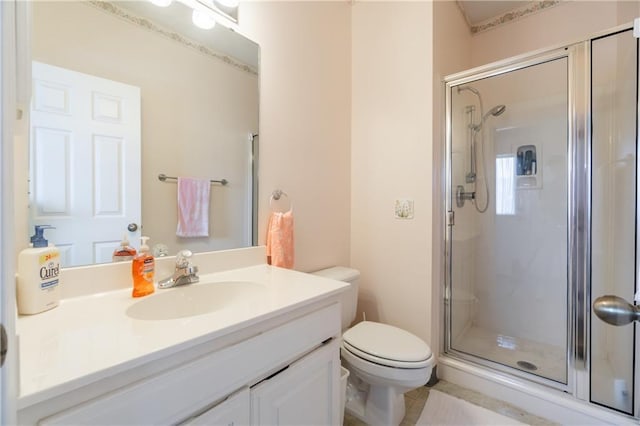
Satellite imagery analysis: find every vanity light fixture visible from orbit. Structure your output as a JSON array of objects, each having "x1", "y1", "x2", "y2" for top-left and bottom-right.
[
  {"x1": 147, "y1": 0, "x2": 238, "y2": 29},
  {"x1": 192, "y1": 8, "x2": 216, "y2": 30}
]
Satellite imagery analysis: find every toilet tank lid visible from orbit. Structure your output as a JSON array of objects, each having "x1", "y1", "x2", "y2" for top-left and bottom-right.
[{"x1": 311, "y1": 266, "x2": 360, "y2": 282}]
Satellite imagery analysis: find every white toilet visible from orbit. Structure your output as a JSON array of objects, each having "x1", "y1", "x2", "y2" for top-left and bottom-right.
[{"x1": 313, "y1": 267, "x2": 434, "y2": 426}]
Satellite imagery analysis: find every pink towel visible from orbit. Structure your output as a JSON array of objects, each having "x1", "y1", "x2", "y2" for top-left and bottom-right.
[
  {"x1": 176, "y1": 177, "x2": 211, "y2": 237},
  {"x1": 266, "y1": 210, "x2": 294, "y2": 268}
]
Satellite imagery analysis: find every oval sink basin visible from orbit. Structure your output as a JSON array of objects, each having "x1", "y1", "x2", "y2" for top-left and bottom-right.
[{"x1": 126, "y1": 281, "x2": 267, "y2": 320}]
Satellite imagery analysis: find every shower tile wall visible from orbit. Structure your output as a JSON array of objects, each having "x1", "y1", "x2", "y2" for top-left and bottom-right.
[{"x1": 483, "y1": 118, "x2": 567, "y2": 348}]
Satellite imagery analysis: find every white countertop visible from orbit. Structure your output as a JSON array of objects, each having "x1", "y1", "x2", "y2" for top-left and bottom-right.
[{"x1": 17, "y1": 264, "x2": 348, "y2": 409}]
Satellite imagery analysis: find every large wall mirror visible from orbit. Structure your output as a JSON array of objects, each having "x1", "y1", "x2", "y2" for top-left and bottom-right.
[{"x1": 29, "y1": 1, "x2": 259, "y2": 268}]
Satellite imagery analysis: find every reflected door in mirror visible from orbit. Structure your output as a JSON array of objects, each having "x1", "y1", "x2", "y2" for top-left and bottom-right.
[{"x1": 30, "y1": 61, "x2": 141, "y2": 267}]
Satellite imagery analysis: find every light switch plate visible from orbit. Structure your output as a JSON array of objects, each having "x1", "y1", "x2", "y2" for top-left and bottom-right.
[{"x1": 395, "y1": 199, "x2": 414, "y2": 219}]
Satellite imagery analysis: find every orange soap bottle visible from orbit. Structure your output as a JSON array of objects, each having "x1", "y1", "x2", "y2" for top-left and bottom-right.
[
  {"x1": 112, "y1": 234, "x2": 137, "y2": 262},
  {"x1": 132, "y1": 236, "x2": 155, "y2": 297}
]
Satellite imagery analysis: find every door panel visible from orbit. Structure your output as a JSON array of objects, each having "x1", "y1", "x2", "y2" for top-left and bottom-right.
[
  {"x1": 590, "y1": 30, "x2": 638, "y2": 415},
  {"x1": 447, "y1": 56, "x2": 569, "y2": 386},
  {"x1": 30, "y1": 61, "x2": 141, "y2": 267}
]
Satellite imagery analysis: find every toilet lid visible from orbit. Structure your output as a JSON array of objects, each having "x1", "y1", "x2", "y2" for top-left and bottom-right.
[{"x1": 342, "y1": 321, "x2": 432, "y2": 367}]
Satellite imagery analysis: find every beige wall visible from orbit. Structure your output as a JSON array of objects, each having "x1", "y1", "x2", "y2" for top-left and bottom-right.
[
  {"x1": 239, "y1": 2, "x2": 352, "y2": 272},
  {"x1": 351, "y1": 2, "x2": 433, "y2": 342},
  {"x1": 471, "y1": 1, "x2": 640, "y2": 67},
  {"x1": 239, "y1": 1, "x2": 441, "y2": 346},
  {"x1": 432, "y1": 0, "x2": 472, "y2": 353},
  {"x1": 31, "y1": 2, "x2": 258, "y2": 257}
]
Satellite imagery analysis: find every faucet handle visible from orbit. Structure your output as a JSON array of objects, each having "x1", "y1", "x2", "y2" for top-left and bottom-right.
[{"x1": 176, "y1": 250, "x2": 193, "y2": 268}]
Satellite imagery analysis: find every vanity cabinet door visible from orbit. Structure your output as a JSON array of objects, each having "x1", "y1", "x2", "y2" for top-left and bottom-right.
[
  {"x1": 250, "y1": 339, "x2": 340, "y2": 426},
  {"x1": 180, "y1": 387, "x2": 250, "y2": 426}
]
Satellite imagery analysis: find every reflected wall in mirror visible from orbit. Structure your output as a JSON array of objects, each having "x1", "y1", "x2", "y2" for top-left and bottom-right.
[{"x1": 29, "y1": 1, "x2": 259, "y2": 268}]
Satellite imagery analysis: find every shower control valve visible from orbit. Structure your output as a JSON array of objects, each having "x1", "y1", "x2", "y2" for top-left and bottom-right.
[{"x1": 456, "y1": 185, "x2": 475, "y2": 208}]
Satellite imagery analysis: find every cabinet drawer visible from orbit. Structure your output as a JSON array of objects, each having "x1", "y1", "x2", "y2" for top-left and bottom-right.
[{"x1": 40, "y1": 303, "x2": 340, "y2": 425}]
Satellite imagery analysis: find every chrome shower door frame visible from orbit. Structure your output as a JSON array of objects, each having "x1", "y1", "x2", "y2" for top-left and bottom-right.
[{"x1": 443, "y1": 42, "x2": 592, "y2": 396}]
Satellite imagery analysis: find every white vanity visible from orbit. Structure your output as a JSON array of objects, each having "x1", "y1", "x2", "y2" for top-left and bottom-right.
[{"x1": 17, "y1": 247, "x2": 348, "y2": 425}]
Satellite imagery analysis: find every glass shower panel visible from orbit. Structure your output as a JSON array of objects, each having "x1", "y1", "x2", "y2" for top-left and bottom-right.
[
  {"x1": 590, "y1": 30, "x2": 637, "y2": 415},
  {"x1": 449, "y1": 58, "x2": 568, "y2": 384}
]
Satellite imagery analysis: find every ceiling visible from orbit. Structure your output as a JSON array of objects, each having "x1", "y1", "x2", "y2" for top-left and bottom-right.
[{"x1": 457, "y1": 1, "x2": 538, "y2": 27}]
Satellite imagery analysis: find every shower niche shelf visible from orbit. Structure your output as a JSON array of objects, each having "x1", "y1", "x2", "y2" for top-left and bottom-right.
[{"x1": 515, "y1": 144, "x2": 541, "y2": 189}]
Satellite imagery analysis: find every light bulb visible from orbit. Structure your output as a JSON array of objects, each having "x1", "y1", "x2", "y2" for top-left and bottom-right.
[
  {"x1": 148, "y1": 0, "x2": 172, "y2": 7},
  {"x1": 192, "y1": 9, "x2": 216, "y2": 30},
  {"x1": 215, "y1": 0, "x2": 239, "y2": 8}
]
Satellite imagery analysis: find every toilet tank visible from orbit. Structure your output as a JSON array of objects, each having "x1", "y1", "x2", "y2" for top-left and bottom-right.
[{"x1": 312, "y1": 266, "x2": 360, "y2": 331}]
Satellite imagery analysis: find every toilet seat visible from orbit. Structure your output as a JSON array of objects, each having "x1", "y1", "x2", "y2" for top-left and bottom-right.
[{"x1": 342, "y1": 321, "x2": 432, "y2": 369}]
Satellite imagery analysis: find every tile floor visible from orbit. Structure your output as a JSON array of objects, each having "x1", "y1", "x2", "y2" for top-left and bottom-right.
[
  {"x1": 343, "y1": 384, "x2": 428, "y2": 426},
  {"x1": 343, "y1": 380, "x2": 556, "y2": 426}
]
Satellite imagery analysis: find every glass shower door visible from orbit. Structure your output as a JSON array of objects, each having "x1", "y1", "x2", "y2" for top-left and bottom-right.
[
  {"x1": 447, "y1": 56, "x2": 569, "y2": 385},
  {"x1": 590, "y1": 29, "x2": 638, "y2": 415}
]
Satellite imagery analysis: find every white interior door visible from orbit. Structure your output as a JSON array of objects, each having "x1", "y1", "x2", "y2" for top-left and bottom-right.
[
  {"x1": 29, "y1": 61, "x2": 141, "y2": 267},
  {"x1": 1, "y1": 1, "x2": 20, "y2": 423}
]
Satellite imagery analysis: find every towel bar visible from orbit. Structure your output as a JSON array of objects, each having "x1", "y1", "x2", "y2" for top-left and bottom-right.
[
  {"x1": 158, "y1": 173, "x2": 228, "y2": 186},
  {"x1": 270, "y1": 189, "x2": 292, "y2": 212}
]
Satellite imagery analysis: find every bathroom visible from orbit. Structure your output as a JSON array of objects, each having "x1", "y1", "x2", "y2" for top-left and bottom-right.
[{"x1": 1, "y1": 0, "x2": 640, "y2": 424}]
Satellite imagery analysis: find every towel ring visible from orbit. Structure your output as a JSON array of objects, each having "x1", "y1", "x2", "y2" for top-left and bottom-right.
[{"x1": 270, "y1": 189, "x2": 292, "y2": 212}]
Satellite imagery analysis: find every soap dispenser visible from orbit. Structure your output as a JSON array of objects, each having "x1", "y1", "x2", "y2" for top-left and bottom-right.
[
  {"x1": 132, "y1": 236, "x2": 155, "y2": 297},
  {"x1": 112, "y1": 234, "x2": 137, "y2": 262},
  {"x1": 17, "y1": 225, "x2": 61, "y2": 314}
]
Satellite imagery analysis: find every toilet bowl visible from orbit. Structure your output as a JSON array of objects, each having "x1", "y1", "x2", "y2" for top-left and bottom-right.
[{"x1": 312, "y1": 267, "x2": 434, "y2": 426}]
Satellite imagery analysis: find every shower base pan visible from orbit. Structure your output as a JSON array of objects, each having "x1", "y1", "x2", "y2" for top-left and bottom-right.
[{"x1": 452, "y1": 325, "x2": 566, "y2": 384}]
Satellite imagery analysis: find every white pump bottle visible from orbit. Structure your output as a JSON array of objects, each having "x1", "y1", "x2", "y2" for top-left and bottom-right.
[{"x1": 17, "y1": 225, "x2": 61, "y2": 314}]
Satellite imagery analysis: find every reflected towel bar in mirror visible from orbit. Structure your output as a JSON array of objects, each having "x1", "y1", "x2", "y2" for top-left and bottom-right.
[{"x1": 158, "y1": 173, "x2": 228, "y2": 186}]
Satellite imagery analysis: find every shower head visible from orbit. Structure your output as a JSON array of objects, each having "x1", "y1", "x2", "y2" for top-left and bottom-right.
[
  {"x1": 473, "y1": 104, "x2": 507, "y2": 131},
  {"x1": 487, "y1": 104, "x2": 506, "y2": 118},
  {"x1": 457, "y1": 85, "x2": 506, "y2": 130}
]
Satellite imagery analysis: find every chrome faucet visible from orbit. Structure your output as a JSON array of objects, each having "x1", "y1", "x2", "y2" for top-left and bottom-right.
[{"x1": 158, "y1": 250, "x2": 199, "y2": 289}]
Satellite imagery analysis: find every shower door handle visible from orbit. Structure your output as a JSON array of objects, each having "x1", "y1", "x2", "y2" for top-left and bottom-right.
[{"x1": 593, "y1": 295, "x2": 640, "y2": 326}]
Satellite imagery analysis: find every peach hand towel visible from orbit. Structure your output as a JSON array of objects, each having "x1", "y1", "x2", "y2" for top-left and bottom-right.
[
  {"x1": 266, "y1": 210, "x2": 294, "y2": 268},
  {"x1": 176, "y1": 177, "x2": 211, "y2": 237}
]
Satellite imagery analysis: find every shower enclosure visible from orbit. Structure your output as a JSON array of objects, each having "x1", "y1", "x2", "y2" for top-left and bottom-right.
[{"x1": 444, "y1": 25, "x2": 639, "y2": 417}]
